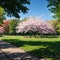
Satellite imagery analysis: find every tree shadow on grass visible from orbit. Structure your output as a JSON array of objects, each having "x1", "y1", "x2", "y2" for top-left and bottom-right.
[{"x1": 2, "y1": 39, "x2": 60, "y2": 60}]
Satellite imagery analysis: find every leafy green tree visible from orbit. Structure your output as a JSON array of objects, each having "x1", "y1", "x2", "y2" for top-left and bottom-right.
[
  {"x1": 54, "y1": 20, "x2": 60, "y2": 34},
  {"x1": 47, "y1": 0, "x2": 60, "y2": 19},
  {"x1": 0, "y1": 0, "x2": 30, "y2": 18},
  {"x1": 9, "y1": 19, "x2": 19, "y2": 34},
  {"x1": 0, "y1": 6, "x2": 5, "y2": 25},
  {"x1": 48, "y1": 19, "x2": 60, "y2": 34}
]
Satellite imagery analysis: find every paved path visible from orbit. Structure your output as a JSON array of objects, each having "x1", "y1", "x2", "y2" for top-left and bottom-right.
[{"x1": 0, "y1": 41, "x2": 40, "y2": 60}]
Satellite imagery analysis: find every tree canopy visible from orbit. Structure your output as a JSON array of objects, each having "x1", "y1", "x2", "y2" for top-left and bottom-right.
[
  {"x1": 0, "y1": 6, "x2": 5, "y2": 25},
  {"x1": 47, "y1": 0, "x2": 60, "y2": 19},
  {"x1": 0, "y1": 0, "x2": 30, "y2": 18}
]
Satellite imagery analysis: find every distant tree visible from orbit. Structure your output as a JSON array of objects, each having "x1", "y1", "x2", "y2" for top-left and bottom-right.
[
  {"x1": 0, "y1": 0, "x2": 30, "y2": 18},
  {"x1": 21, "y1": 17, "x2": 29, "y2": 22},
  {"x1": 2, "y1": 20, "x2": 10, "y2": 34},
  {"x1": 9, "y1": 19, "x2": 19, "y2": 34},
  {"x1": 47, "y1": 19, "x2": 60, "y2": 34},
  {"x1": 53, "y1": 20, "x2": 60, "y2": 34},
  {"x1": 47, "y1": 0, "x2": 60, "y2": 19},
  {"x1": 47, "y1": 20, "x2": 57, "y2": 27}
]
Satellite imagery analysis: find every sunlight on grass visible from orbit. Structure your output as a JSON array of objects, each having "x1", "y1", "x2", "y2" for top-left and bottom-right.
[
  {"x1": 20, "y1": 45, "x2": 47, "y2": 52},
  {"x1": 1, "y1": 35, "x2": 60, "y2": 60}
]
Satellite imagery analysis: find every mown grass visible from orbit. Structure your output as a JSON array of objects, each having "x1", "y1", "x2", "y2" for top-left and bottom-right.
[{"x1": 0, "y1": 35, "x2": 60, "y2": 60}]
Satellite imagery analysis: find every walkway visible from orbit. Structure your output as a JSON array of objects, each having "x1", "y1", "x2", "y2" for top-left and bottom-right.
[{"x1": 0, "y1": 41, "x2": 40, "y2": 60}]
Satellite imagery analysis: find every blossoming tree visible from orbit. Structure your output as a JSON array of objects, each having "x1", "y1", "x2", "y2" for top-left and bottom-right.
[
  {"x1": 16, "y1": 17, "x2": 56, "y2": 35},
  {"x1": 0, "y1": 26, "x2": 4, "y2": 36}
]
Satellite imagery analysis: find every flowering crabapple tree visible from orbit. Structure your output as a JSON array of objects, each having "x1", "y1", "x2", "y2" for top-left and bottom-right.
[
  {"x1": 16, "y1": 17, "x2": 56, "y2": 35},
  {"x1": 0, "y1": 26, "x2": 4, "y2": 36},
  {"x1": 2, "y1": 20, "x2": 10, "y2": 34},
  {"x1": 0, "y1": 20, "x2": 10, "y2": 35}
]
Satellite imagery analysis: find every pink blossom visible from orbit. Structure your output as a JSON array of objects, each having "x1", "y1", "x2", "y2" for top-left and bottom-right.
[
  {"x1": 16, "y1": 17, "x2": 56, "y2": 34},
  {"x1": 0, "y1": 26, "x2": 4, "y2": 34}
]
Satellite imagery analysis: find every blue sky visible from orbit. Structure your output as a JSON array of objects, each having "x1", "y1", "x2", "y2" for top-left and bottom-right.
[{"x1": 6, "y1": 0, "x2": 54, "y2": 21}]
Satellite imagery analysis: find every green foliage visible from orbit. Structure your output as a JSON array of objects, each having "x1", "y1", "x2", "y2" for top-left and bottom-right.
[
  {"x1": 48, "y1": 19, "x2": 60, "y2": 34},
  {"x1": 22, "y1": 17, "x2": 29, "y2": 21},
  {"x1": 47, "y1": 0, "x2": 60, "y2": 19},
  {"x1": 0, "y1": 0, "x2": 30, "y2": 18},
  {"x1": 54, "y1": 20, "x2": 60, "y2": 34},
  {"x1": 9, "y1": 19, "x2": 19, "y2": 34},
  {"x1": 0, "y1": 6, "x2": 5, "y2": 25}
]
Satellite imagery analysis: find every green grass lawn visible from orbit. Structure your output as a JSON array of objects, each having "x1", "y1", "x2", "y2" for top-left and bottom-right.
[{"x1": 0, "y1": 35, "x2": 60, "y2": 60}]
